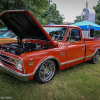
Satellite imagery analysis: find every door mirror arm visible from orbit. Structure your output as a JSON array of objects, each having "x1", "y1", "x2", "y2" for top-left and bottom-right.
[
  {"x1": 67, "y1": 39, "x2": 76, "y2": 46},
  {"x1": 70, "y1": 39, "x2": 75, "y2": 43}
]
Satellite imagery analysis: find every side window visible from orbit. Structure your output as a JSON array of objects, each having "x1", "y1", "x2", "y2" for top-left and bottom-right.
[{"x1": 66, "y1": 29, "x2": 81, "y2": 42}]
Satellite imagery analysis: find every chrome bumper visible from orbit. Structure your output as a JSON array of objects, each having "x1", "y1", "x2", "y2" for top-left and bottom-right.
[{"x1": 0, "y1": 62, "x2": 29, "y2": 81}]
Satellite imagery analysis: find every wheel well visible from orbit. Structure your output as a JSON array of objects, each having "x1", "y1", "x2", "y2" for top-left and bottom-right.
[
  {"x1": 98, "y1": 49, "x2": 100, "y2": 56},
  {"x1": 34, "y1": 58, "x2": 60, "y2": 75},
  {"x1": 52, "y1": 59, "x2": 59, "y2": 71}
]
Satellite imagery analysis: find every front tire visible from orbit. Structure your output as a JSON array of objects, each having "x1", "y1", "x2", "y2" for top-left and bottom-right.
[
  {"x1": 90, "y1": 50, "x2": 99, "y2": 64},
  {"x1": 34, "y1": 60, "x2": 56, "y2": 84}
]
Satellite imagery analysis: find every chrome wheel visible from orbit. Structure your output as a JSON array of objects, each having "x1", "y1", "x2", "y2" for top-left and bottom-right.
[
  {"x1": 35, "y1": 60, "x2": 56, "y2": 84},
  {"x1": 93, "y1": 50, "x2": 99, "y2": 64},
  {"x1": 90, "y1": 50, "x2": 99, "y2": 64}
]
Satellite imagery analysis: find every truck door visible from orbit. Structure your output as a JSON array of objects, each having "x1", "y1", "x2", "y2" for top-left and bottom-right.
[{"x1": 65, "y1": 28, "x2": 85, "y2": 67}]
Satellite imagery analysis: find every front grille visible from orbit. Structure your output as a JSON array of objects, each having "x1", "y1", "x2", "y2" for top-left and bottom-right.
[{"x1": 0, "y1": 53, "x2": 15, "y2": 67}]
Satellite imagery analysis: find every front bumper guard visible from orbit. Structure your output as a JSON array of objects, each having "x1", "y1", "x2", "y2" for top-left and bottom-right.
[{"x1": 0, "y1": 62, "x2": 29, "y2": 81}]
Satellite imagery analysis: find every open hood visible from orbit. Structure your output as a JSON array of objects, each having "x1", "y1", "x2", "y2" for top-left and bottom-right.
[{"x1": 0, "y1": 10, "x2": 55, "y2": 46}]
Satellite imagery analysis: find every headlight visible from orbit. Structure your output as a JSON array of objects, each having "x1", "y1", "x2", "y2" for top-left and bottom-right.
[{"x1": 14, "y1": 59, "x2": 22, "y2": 71}]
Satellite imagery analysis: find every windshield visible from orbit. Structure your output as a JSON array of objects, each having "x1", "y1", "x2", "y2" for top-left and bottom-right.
[{"x1": 43, "y1": 27, "x2": 67, "y2": 41}]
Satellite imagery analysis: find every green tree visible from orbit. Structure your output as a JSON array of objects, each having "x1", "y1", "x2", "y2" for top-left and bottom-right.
[
  {"x1": 74, "y1": 15, "x2": 81, "y2": 23},
  {"x1": 93, "y1": 0, "x2": 100, "y2": 36},
  {"x1": 0, "y1": 0, "x2": 28, "y2": 12},
  {"x1": 93, "y1": 0, "x2": 100, "y2": 25},
  {"x1": 27, "y1": 0, "x2": 50, "y2": 25},
  {"x1": 41, "y1": 3, "x2": 64, "y2": 24},
  {"x1": 28, "y1": 1, "x2": 64, "y2": 25},
  {"x1": 0, "y1": 0, "x2": 64, "y2": 27},
  {"x1": 0, "y1": 0, "x2": 29, "y2": 28}
]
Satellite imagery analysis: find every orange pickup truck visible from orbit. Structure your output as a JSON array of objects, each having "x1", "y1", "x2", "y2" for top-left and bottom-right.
[{"x1": 0, "y1": 10, "x2": 100, "y2": 84}]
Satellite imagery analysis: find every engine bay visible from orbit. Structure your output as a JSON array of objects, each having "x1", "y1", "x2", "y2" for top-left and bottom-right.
[{"x1": 0, "y1": 41, "x2": 52, "y2": 55}]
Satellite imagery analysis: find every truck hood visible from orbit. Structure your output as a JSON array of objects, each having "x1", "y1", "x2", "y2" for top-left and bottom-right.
[{"x1": 0, "y1": 10, "x2": 56, "y2": 46}]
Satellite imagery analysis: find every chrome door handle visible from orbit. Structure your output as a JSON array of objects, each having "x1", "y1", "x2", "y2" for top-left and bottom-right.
[
  {"x1": 61, "y1": 52, "x2": 65, "y2": 56},
  {"x1": 81, "y1": 44, "x2": 85, "y2": 47},
  {"x1": 67, "y1": 43, "x2": 70, "y2": 46}
]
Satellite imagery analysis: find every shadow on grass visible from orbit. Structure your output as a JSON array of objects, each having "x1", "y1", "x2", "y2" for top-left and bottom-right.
[{"x1": 0, "y1": 71, "x2": 37, "y2": 85}]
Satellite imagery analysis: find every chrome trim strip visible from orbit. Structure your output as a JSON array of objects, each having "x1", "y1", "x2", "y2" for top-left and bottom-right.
[
  {"x1": 0, "y1": 60, "x2": 14, "y2": 68},
  {"x1": 0, "y1": 53, "x2": 14, "y2": 62},
  {"x1": 0, "y1": 53, "x2": 15, "y2": 59},
  {"x1": 85, "y1": 55, "x2": 93, "y2": 58},
  {"x1": 0, "y1": 53, "x2": 24, "y2": 72},
  {"x1": 0, "y1": 54, "x2": 15, "y2": 67},
  {"x1": 32, "y1": 54, "x2": 94, "y2": 75},
  {"x1": 61, "y1": 54, "x2": 94, "y2": 66},
  {"x1": 32, "y1": 49, "x2": 100, "y2": 75},
  {"x1": 93, "y1": 48, "x2": 100, "y2": 56},
  {"x1": 0, "y1": 57, "x2": 15, "y2": 65},
  {"x1": 81, "y1": 44, "x2": 86, "y2": 46},
  {"x1": 19, "y1": 57, "x2": 25, "y2": 73},
  {"x1": 0, "y1": 62, "x2": 29, "y2": 81},
  {"x1": 61, "y1": 57, "x2": 85, "y2": 65},
  {"x1": 0, "y1": 58, "x2": 15, "y2": 65},
  {"x1": 33, "y1": 57, "x2": 60, "y2": 75}
]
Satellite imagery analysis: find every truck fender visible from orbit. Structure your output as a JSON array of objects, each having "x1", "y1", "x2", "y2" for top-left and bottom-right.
[
  {"x1": 93, "y1": 48, "x2": 100, "y2": 56},
  {"x1": 33, "y1": 56, "x2": 60, "y2": 75}
]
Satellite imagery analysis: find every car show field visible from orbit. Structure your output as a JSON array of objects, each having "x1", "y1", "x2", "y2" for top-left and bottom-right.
[
  {"x1": 0, "y1": 61, "x2": 100, "y2": 100},
  {"x1": 0, "y1": 0, "x2": 100, "y2": 100}
]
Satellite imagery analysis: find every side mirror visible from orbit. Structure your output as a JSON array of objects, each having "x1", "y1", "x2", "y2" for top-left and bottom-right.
[
  {"x1": 67, "y1": 39, "x2": 76, "y2": 46},
  {"x1": 70, "y1": 39, "x2": 75, "y2": 43}
]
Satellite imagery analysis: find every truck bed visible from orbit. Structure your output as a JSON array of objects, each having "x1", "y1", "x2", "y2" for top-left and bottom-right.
[{"x1": 83, "y1": 38, "x2": 95, "y2": 41}]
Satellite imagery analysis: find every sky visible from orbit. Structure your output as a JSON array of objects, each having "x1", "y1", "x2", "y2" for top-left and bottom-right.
[{"x1": 51, "y1": 0, "x2": 99, "y2": 23}]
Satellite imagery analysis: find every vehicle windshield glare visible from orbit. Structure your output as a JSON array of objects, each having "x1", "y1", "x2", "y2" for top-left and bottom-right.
[{"x1": 43, "y1": 27, "x2": 67, "y2": 41}]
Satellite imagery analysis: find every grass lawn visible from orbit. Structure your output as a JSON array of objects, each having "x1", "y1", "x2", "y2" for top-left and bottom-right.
[{"x1": 0, "y1": 58, "x2": 100, "y2": 100}]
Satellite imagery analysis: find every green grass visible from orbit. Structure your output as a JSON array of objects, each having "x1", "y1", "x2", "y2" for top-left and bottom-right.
[{"x1": 0, "y1": 59, "x2": 100, "y2": 100}]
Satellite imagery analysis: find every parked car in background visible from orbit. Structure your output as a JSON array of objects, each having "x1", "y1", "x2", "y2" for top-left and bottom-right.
[
  {"x1": 0, "y1": 30, "x2": 16, "y2": 38},
  {"x1": 0, "y1": 30, "x2": 17, "y2": 44},
  {"x1": 0, "y1": 27, "x2": 7, "y2": 35},
  {"x1": 0, "y1": 31, "x2": 5, "y2": 35}
]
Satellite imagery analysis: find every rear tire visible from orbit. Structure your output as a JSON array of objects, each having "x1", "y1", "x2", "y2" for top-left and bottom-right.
[
  {"x1": 34, "y1": 59, "x2": 56, "y2": 84},
  {"x1": 90, "y1": 50, "x2": 99, "y2": 64}
]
